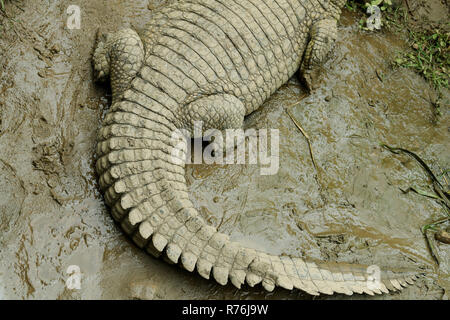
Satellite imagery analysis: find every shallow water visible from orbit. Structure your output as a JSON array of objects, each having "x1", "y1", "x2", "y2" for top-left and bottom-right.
[{"x1": 0, "y1": 0, "x2": 448, "y2": 299}]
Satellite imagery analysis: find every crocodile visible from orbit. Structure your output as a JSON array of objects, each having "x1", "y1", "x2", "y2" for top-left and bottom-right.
[{"x1": 92, "y1": 0, "x2": 419, "y2": 295}]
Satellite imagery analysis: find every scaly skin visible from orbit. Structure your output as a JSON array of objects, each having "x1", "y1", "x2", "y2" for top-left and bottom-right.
[{"x1": 93, "y1": 0, "x2": 419, "y2": 295}]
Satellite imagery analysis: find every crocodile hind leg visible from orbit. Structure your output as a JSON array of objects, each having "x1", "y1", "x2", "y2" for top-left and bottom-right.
[
  {"x1": 300, "y1": 19, "x2": 338, "y2": 91},
  {"x1": 180, "y1": 94, "x2": 247, "y2": 158},
  {"x1": 93, "y1": 28, "x2": 145, "y2": 103}
]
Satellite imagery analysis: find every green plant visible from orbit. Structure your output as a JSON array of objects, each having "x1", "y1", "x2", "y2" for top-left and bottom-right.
[
  {"x1": 358, "y1": 0, "x2": 394, "y2": 31},
  {"x1": 345, "y1": 0, "x2": 362, "y2": 11},
  {"x1": 365, "y1": 0, "x2": 392, "y2": 11},
  {"x1": 394, "y1": 29, "x2": 450, "y2": 91},
  {"x1": 344, "y1": 0, "x2": 449, "y2": 95}
]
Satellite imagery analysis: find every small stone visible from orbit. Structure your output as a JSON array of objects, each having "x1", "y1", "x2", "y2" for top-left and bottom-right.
[
  {"x1": 435, "y1": 230, "x2": 450, "y2": 244},
  {"x1": 325, "y1": 95, "x2": 332, "y2": 102}
]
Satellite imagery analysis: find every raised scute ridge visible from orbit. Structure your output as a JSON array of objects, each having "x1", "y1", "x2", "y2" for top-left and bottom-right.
[{"x1": 93, "y1": 0, "x2": 419, "y2": 295}]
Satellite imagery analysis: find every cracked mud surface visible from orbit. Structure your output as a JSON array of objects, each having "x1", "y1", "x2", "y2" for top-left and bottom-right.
[{"x1": 0, "y1": 0, "x2": 448, "y2": 299}]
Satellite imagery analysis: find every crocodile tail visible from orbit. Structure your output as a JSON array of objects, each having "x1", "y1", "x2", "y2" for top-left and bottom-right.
[{"x1": 97, "y1": 98, "x2": 419, "y2": 295}]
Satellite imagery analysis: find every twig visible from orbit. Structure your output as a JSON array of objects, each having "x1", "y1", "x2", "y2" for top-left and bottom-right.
[
  {"x1": 424, "y1": 229, "x2": 441, "y2": 265},
  {"x1": 285, "y1": 96, "x2": 328, "y2": 204},
  {"x1": 286, "y1": 109, "x2": 318, "y2": 171},
  {"x1": 382, "y1": 143, "x2": 450, "y2": 265},
  {"x1": 400, "y1": 186, "x2": 442, "y2": 200},
  {"x1": 381, "y1": 144, "x2": 450, "y2": 209},
  {"x1": 404, "y1": 0, "x2": 414, "y2": 17},
  {"x1": 423, "y1": 216, "x2": 449, "y2": 265},
  {"x1": 438, "y1": 165, "x2": 449, "y2": 189},
  {"x1": 423, "y1": 217, "x2": 450, "y2": 233},
  {"x1": 286, "y1": 105, "x2": 318, "y2": 171}
]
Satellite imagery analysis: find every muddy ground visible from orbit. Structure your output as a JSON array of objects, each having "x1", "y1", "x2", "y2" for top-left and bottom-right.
[{"x1": 0, "y1": 0, "x2": 448, "y2": 299}]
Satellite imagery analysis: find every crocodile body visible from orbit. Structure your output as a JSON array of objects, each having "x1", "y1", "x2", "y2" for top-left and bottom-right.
[{"x1": 93, "y1": 0, "x2": 418, "y2": 295}]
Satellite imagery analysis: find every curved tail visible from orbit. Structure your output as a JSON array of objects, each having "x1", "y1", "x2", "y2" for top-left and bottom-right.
[{"x1": 96, "y1": 97, "x2": 419, "y2": 296}]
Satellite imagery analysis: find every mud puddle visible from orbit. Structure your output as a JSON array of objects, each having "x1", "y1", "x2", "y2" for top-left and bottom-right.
[{"x1": 0, "y1": 1, "x2": 448, "y2": 299}]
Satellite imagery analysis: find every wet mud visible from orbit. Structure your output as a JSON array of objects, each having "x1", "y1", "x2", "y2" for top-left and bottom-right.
[{"x1": 0, "y1": 0, "x2": 448, "y2": 299}]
